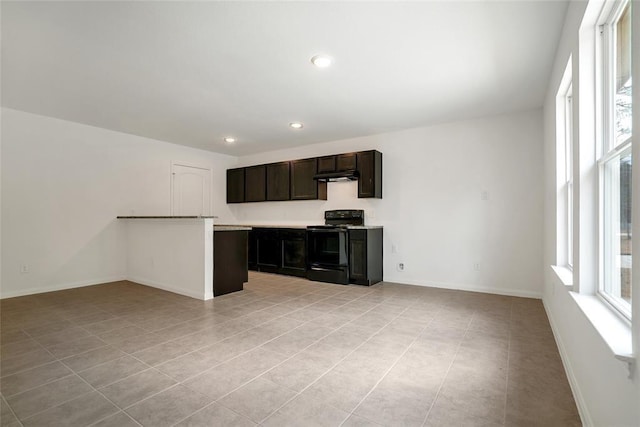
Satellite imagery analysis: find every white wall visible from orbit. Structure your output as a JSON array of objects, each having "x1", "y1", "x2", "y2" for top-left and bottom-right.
[
  {"x1": 1, "y1": 108, "x2": 237, "y2": 298},
  {"x1": 0, "y1": 104, "x2": 545, "y2": 302},
  {"x1": 234, "y1": 109, "x2": 544, "y2": 298},
  {"x1": 542, "y1": 1, "x2": 640, "y2": 426},
  {"x1": 125, "y1": 218, "x2": 214, "y2": 300}
]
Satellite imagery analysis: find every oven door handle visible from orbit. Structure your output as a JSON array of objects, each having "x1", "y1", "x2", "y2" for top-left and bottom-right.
[
  {"x1": 309, "y1": 266, "x2": 343, "y2": 272},
  {"x1": 307, "y1": 228, "x2": 346, "y2": 233}
]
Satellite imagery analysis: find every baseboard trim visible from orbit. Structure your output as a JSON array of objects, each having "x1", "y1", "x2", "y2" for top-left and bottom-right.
[
  {"x1": 543, "y1": 300, "x2": 593, "y2": 427},
  {"x1": 382, "y1": 277, "x2": 542, "y2": 299},
  {"x1": 0, "y1": 276, "x2": 127, "y2": 299},
  {"x1": 126, "y1": 276, "x2": 206, "y2": 300}
]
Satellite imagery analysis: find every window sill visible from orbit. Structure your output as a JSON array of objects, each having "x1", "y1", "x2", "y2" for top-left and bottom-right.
[
  {"x1": 551, "y1": 265, "x2": 574, "y2": 287},
  {"x1": 568, "y1": 291, "x2": 635, "y2": 377}
]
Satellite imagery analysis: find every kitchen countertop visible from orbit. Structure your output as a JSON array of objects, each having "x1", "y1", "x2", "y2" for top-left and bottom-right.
[
  {"x1": 117, "y1": 219, "x2": 382, "y2": 230},
  {"x1": 117, "y1": 216, "x2": 218, "y2": 219},
  {"x1": 214, "y1": 225, "x2": 252, "y2": 231},
  {"x1": 217, "y1": 224, "x2": 308, "y2": 229}
]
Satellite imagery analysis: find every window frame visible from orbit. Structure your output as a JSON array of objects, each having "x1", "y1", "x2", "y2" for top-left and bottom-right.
[
  {"x1": 556, "y1": 58, "x2": 574, "y2": 272},
  {"x1": 596, "y1": 0, "x2": 633, "y2": 320},
  {"x1": 566, "y1": 85, "x2": 574, "y2": 270}
]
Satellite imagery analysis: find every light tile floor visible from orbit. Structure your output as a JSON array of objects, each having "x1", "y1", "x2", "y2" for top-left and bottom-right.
[{"x1": 0, "y1": 272, "x2": 580, "y2": 426}]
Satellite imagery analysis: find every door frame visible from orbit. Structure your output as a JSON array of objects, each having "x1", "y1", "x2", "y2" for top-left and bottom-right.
[{"x1": 170, "y1": 161, "x2": 214, "y2": 216}]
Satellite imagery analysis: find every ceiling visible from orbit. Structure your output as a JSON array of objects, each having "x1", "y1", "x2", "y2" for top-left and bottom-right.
[{"x1": 1, "y1": 1, "x2": 568, "y2": 156}]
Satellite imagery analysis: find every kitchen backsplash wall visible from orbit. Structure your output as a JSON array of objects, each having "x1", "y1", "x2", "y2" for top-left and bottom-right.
[{"x1": 229, "y1": 180, "x2": 381, "y2": 226}]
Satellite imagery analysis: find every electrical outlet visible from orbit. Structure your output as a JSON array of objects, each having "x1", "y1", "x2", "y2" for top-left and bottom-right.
[
  {"x1": 481, "y1": 191, "x2": 489, "y2": 201},
  {"x1": 392, "y1": 245, "x2": 398, "y2": 254},
  {"x1": 397, "y1": 262, "x2": 405, "y2": 272},
  {"x1": 20, "y1": 264, "x2": 29, "y2": 274},
  {"x1": 473, "y1": 263, "x2": 480, "y2": 271}
]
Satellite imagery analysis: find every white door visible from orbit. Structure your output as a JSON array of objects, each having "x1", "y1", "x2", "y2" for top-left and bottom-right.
[{"x1": 172, "y1": 164, "x2": 212, "y2": 216}]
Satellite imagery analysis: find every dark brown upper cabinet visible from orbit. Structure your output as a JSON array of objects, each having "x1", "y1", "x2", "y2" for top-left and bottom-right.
[
  {"x1": 357, "y1": 150, "x2": 382, "y2": 198},
  {"x1": 244, "y1": 165, "x2": 266, "y2": 202},
  {"x1": 317, "y1": 155, "x2": 336, "y2": 173},
  {"x1": 266, "y1": 162, "x2": 290, "y2": 201},
  {"x1": 226, "y1": 168, "x2": 245, "y2": 203},
  {"x1": 317, "y1": 153, "x2": 357, "y2": 173},
  {"x1": 226, "y1": 150, "x2": 381, "y2": 203},
  {"x1": 291, "y1": 158, "x2": 327, "y2": 200},
  {"x1": 337, "y1": 153, "x2": 357, "y2": 171}
]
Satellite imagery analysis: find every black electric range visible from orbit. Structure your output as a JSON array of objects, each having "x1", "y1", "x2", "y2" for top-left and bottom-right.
[{"x1": 306, "y1": 210, "x2": 364, "y2": 285}]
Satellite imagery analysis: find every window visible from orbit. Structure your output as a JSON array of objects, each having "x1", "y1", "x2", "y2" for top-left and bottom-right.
[
  {"x1": 556, "y1": 59, "x2": 573, "y2": 270},
  {"x1": 566, "y1": 86, "x2": 574, "y2": 269},
  {"x1": 598, "y1": 0, "x2": 632, "y2": 318}
]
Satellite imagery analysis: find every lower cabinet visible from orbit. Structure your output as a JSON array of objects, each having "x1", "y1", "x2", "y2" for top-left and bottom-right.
[
  {"x1": 349, "y1": 228, "x2": 383, "y2": 286},
  {"x1": 213, "y1": 230, "x2": 248, "y2": 297},
  {"x1": 249, "y1": 228, "x2": 307, "y2": 277},
  {"x1": 256, "y1": 229, "x2": 280, "y2": 273},
  {"x1": 248, "y1": 227, "x2": 382, "y2": 285},
  {"x1": 279, "y1": 230, "x2": 307, "y2": 277}
]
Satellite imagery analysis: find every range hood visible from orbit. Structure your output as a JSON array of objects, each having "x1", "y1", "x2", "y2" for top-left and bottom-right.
[{"x1": 313, "y1": 170, "x2": 360, "y2": 182}]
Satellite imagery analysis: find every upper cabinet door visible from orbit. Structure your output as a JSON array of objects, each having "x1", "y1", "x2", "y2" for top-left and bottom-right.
[
  {"x1": 226, "y1": 168, "x2": 245, "y2": 203},
  {"x1": 317, "y1": 156, "x2": 337, "y2": 173},
  {"x1": 336, "y1": 153, "x2": 357, "y2": 171},
  {"x1": 266, "y1": 162, "x2": 290, "y2": 201},
  {"x1": 291, "y1": 158, "x2": 326, "y2": 200},
  {"x1": 245, "y1": 165, "x2": 266, "y2": 202},
  {"x1": 357, "y1": 150, "x2": 382, "y2": 198}
]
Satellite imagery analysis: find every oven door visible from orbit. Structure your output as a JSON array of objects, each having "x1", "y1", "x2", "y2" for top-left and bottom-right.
[{"x1": 306, "y1": 228, "x2": 349, "y2": 284}]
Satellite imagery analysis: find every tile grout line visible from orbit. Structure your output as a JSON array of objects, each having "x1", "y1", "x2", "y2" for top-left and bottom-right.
[
  {"x1": 419, "y1": 311, "x2": 474, "y2": 427},
  {"x1": 11, "y1": 324, "x2": 161, "y2": 425},
  {"x1": 169, "y1": 291, "x2": 391, "y2": 426},
  {"x1": 339, "y1": 306, "x2": 434, "y2": 426},
  {"x1": 139, "y1": 290, "x2": 352, "y2": 372},
  {"x1": 1, "y1": 328, "x2": 79, "y2": 398},
  {"x1": 166, "y1": 286, "x2": 374, "y2": 385},
  {"x1": 502, "y1": 298, "x2": 515, "y2": 426},
  {"x1": 4, "y1": 277, "x2": 539, "y2": 427},
  {"x1": 12, "y1": 343, "x2": 128, "y2": 425},
  {"x1": 1, "y1": 393, "x2": 25, "y2": 427},
  {"x1": 248, "y1": 300, "x2": 420, "y2": 426},
  {"x1": 104, "y1": 282, "x2": 370, "y2": 424}
]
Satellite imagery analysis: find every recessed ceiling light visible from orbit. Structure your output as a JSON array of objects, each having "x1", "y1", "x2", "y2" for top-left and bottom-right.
[
  {"x1": 224, "y1": 137, "x2": 236, "y2": 144},
  {"x1": 289, "y1": 122, "x2": 303, "y2": 129},
  {"x1": 310, "y1": 54, "x2": 332, "y2": 68}
]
